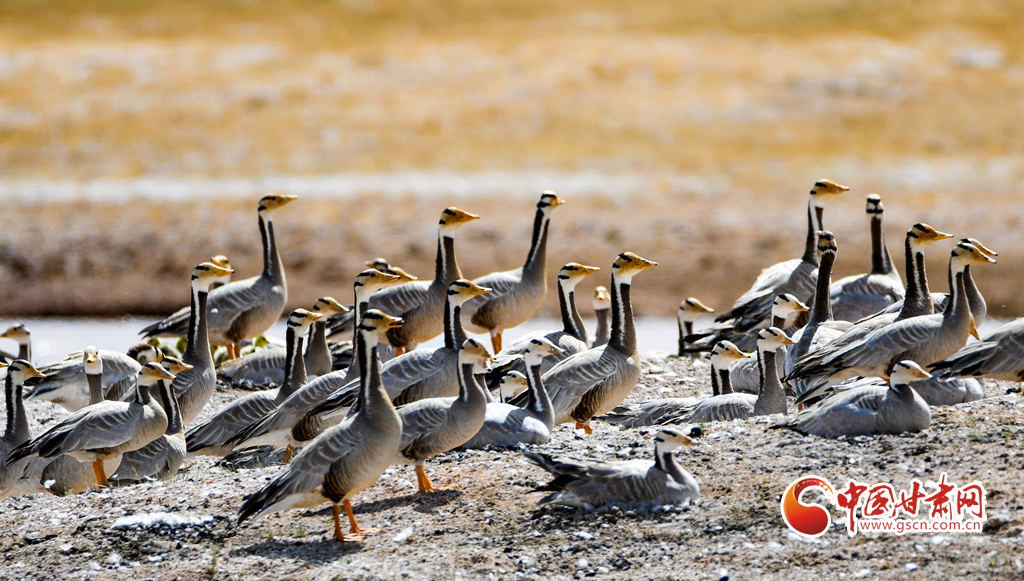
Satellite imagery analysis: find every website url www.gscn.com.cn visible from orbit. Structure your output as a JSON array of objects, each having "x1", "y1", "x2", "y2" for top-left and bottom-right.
[{"x1": 858, "y1": 519, "x2": 984, "y2": 535}]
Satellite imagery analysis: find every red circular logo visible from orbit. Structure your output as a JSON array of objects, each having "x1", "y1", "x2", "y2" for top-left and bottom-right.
[{"x1": 781, "y1": 476, "x2": 834, "y2": 537}]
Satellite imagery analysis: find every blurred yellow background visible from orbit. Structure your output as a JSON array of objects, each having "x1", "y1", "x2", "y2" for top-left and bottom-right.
[{"x1": 1, "y1": 0, "x2": 1021, "y2": 317}]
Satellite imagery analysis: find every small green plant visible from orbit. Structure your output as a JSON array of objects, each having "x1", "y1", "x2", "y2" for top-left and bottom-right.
[{"x1": 207, "y1": 547, "x2": 220, "y2": 575}]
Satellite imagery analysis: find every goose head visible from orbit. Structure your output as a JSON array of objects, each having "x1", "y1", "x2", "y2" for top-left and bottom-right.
[
  {"x1": 447, "y1": 279, "x2": 492, "y2": 307},
  {"x1": 522, "y1": 337, "x2": 564, "y2": 367},
  {"x1": 209, "y1": 255, "x2": 232, "y2": 285},
  {"x1": 678, "y1": 297, "x2": 714, "y2": 323},
  {"x1": 365, "y1": 258, "x2": 392, "y2": 272},
  {"x1": 537, "y1": 190, "x2": 567, "y2": 215},
  {"x1": 960, "y1": 238, "x2": 997, "y2": 259},
  {"x1": 757, "y1": 327, "x2": 796, "y2": 353},
  {"x1": 865, "y1": 193, "x2": 884, "y2": 215},
  {"x1": 557, "y1": 263, "x2": 601, "y2": 292},
  {"x1": 653, "y1": 427, "x2": 698, "y2": 454},
  {"x1": 6, "y1": 359, "x2": 45, "y2": 385},
  {"x1": 138, "y1": 362, "x2": 176, "y2": 386},
  {"x1": 131, "y1": 342, "x2": 165, "y2": 364},
  {"x1": 816, "y1": 230, "x2": 838, "y2": 260},
  {"x1": 498, "y1": 371, "x2": 528, "y2": 403},
  {"x1": 888, "y1": 360, "x2": 931, "y2": 389},
  {"x1": 439, "y1": 207, "x2": 479, "y2": 236},
  {"x1": 907, "y1": 223, "x2": 954, "y2": 250},
  {"x1": 771, "y1": 293, "x2": 809, "y2": 321},
  {"x1": 83, "y1": 346, "x2": 102, "y2": 375},
  {"x1": 592, "y1": 286, "x2": 611, "y2": 311},
  {"x1": 809, "y1": 179, "x2": 849, "y2": 206},
  {"x1": 611, "y1": 252, "x2": 658, "y2": 283},
  {"x1": 951, "y1": 240, "x2": 997, "y2": 269},
  {"x1": 257, "y1": 193, "x2": 297, "y2": 218},
  {"x1": 160, "y1": 357, "x2": 193, "y2": 375},
  {"x1": 288, "y1": 308, "x2": 324, "y2": 336},
  {"x1": 358, "y1": 309, "x2": 403, "y2": 337},
  {"x1": 192, "y1": 261, "x2": 235, "y2": 291},
  {"x1": 1, "y1": 324, "x2": 30, "y2": 347},
  {"x1": 354, "y1": 268, "x2": 402, "y2": 299},
  {"x1": 312, "y1": 297, "x2": 349, "y2": 317},
  {"x1": 710, "y1": 341, "x2": 747, "y2": 369},
  {"x1": 459, "y1": 338, "x2": 495, "y2": 372}
]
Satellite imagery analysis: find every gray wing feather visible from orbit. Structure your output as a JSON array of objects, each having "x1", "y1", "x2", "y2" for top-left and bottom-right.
[{"x1": 45, "y1": 403, "x2": 143, "y2": 454}]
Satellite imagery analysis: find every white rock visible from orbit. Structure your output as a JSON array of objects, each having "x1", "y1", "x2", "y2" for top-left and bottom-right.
[
  {"x1": 905, "y1": 563, "x2": 918, "y2": 571},
  {"x1": 111, "y1": 512, "x2": 212, "y2": 529},
  {"x1": 575, "y1": 558, "x2": 589, "y2": 569},
  {"x1": 575, "y1": 531, "x2": 595, "y2": 540},
  {"x1": 393, "y1": 527, "x2": 414, "y2": 543},
  {"x1": 106, "y1": 552, "x2": 122, "y2": 568},
  {"x1": 853, "y1": 569, "x2": 871, "y2": 578}
]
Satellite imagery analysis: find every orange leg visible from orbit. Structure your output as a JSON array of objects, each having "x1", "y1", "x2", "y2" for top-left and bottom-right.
[
  {"x1": 575, "y1": 421, "x2": 593, "y2": 435},
  {"x1": 283, "y1": 445, "x2": 294, "y2": 464},
  {"x1": 490, "y1": 332, "x2": 502, "y2": 354},
  {"x1": 344, "y1": 499, "x2": 379, "y2": 535},
  {"x1": 415, "y1": 464, "x2": 435, "y2": 494},
  {"x1": 332, "y1": 505, "x2": 345, "y2": 541},
  {"x1": 395, "y1": 346, "x2": 406, "y2": 357},
  {"x1": 92, "y1": 460, "x2": 109, "y2": 487}
]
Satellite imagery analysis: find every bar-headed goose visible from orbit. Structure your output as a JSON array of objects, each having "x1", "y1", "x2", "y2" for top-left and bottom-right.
[
  {"x1": 591, "y1": 286, "x2": 611, "y2": 348},
  {"x1": 0, "y1": 324, "x2": 31, "y2": 363},
  {"x1": 0, "y1": 360, "x2": 45, "y2": 495},
  {"x1": 830, "y1": 194, "x2": 904, "y2": 322},
  {"x1": 676, "y1": 298, "x2": 714, "y2": 356},
  {"x1": 27, "y1": 343, "x2": 163, "y2": 412}
]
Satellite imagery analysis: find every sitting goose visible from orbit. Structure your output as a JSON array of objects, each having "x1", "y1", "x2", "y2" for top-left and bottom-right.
[
  {"x1": 525, "y1": 428, "x2": 700, "y2": 509},
  {"x1": 713, "y1": 180, "x2": 848, "y2": 335},
  {"x1": 509, "y1": 252, "x2": 657, "y2": 434},
  {"x1": 27, "y1": 343, "x2": 164, "y2": 412},
  {"x1": 591, "y1": 287, "x2": 611, "y2": 348},
  {"x1": 141, "y1": 194, "x2": 294, "y2": 360},
  {"x1": 222, "y1": 270, "x2": 404, "y2": 455},
  {"x1": 784, "y1": 224, "x2": 954, "y2": 389},
  {"x1": 491, "y1": 263, "x2": 601, "y2": 377},
  {"x1": 460, "y1": 338, "x2": 563, "y2": 449},
  {"x1": 237, "y1": 310, "x2": 404, "y2": 542},
  {"x1": 682, "y1": 328, "x2": 793, "y2": 424},
  {"x1": 494, "y1": 371, "x2": 528, "y2": 402},
  {"x1": 773, "y1": 361, "x2": 931, "y2": 438},
  {"x1": 392, "y1": 338, "x2": 492, "y2": 493},
  {"x1": 1, "y1": 324, "x2": 31, "y2": 363},
  {"x1": 298, "y1": 279, "x2": 491, "y2": 440},
  {"x1": 931, "y1": 317, "x2": 1024, "y2": 382},
  {"x1": 598, "y1": 341, "x2": 747, "y2": 428},
  {"x1": 786, "y1": 241, "x2": 995, "y2": 384},
  {"x1": 729, "y1": 294, "x2": 809, "y2": 394},
  {"x1": 462, "y1": 191, "x2": 566, "y2": 352},
  {"x1": 0, "y1": 360, "x2": 46, "y2": 496},
  {"x1": 216, "y1": 298, "x2": 347, "y2": 385},
  {"x1": 185, "y1": 309, "x2": 322, "y2": 460},
  {"x1": 326, "y1": 207, "x2": 478, "y2": 355},
  {"x1": 830, "y1": 194, "x2": 904, "y2": 322},
  {"x1": 786, "y1": 231, "x2": 853, "y2": 397},
  {"x1": 108, "y1": 357, "x2": 193, "y2": 484},
  {"x1": 5, "y1": 363, "x2": 176, "y2": 487},
  {"x1": 795, "y1": 372, "x2": 983, "y2": 408},
  {"x1": 676, "y1": 298, "x2": 714, "y2": 355}
]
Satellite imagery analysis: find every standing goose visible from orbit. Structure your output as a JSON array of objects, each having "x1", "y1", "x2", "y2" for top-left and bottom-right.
[
  {"x1": 324, "y1": 259, "x2": 417, "y2": 343},
  {"x1": 27, "y1": 343, "x2": 163, "y2": 412},
  {"x1": 392, "y1": 338, "x2": 492, "y2": 493},
  {"x1": 681, "y1": 328, "x2": 793, "y2": 423},
  {"x1": 460, "y1": 338, "x2": 563, "y2": 449},
  {"x1": 4, "y1": 362, "x2": 176, "y2": 487},
  {"x1": 223, "y1": 269, "x2": 403, "y2": 454},
  {"x1": 785, "y1": 231, "x2": 853, "y2": 396},
  {"x1": 141, "y1": 194, "x2": 294, "y2": 359},
  {"x1": 326, "y1": 208, "x2": 479, "y2": 354},
  {"x1": 185, "y1": 309, "x2": 322, "y2": 459},
  {"x1": 783, "y1": 223, "x2": 954, "y2": 387},
  {"x1": 462, "y1": 191, "x2": 566, "y2": 352},
  {"x1": 676, "y1": 298, "x2": 714, "y2": 356},
  {"x1": 591, "y1": 287, "x2": 611, "y2": 348},
  {"x1": 729, "y1": 294, "x2": 810, "y2": 393},
  {"x1": 209, "y1": 255, "x2": 233, "y2": 290},
  {"x1": 237, "y1": 310, "x2": 404, "y2": 542},
  {"x1": 829, "y1": 194, "x2": 904, "y2": 322},
  {"x1": 1, "y1": 324, "x2": 31, "y2": 363},
  {"x1": 773, "y1": 361, "x2": 931, "y2": 438},
  {"x1": 295, "y1": 279, "x2": 492, "y2": 443},
  {"x1": 216, "y1": 298, "x2": 347, "y2": 385},
  {"x1": 682, "y1": 293, "x2": 809, "y2": 354},
  {"x1": 511, "y1": 252, "x2": 657, "y2": 434},
  {"x1": 525, "y1": 428, "x2": 700, "y2": 509},
  {"x1": 108, "y1": 357, "x2": 193, "y2": 484},
  {"x1": 599, "y1": 341, "x2": 746, "y2": 428},
  {"x1": 492, "y1": 263, "x2": 601, "y2": 376},
  {"x1": 0, "y1": 361, "x2": 46, "y2": 495},
  {"x1": 164, "y1": 262, "x2": 236, "y2": 425},
  {"x1": 713, "y1": 180, "x2": 848, "y2": 333},
  {"x1": 786, "y1": 240, "x2": 996, "y2": 383}
]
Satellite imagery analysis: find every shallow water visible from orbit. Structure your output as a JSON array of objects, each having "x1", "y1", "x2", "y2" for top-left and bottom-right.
[{"x1": 0, "y1": 316, "x2": 684, "y2": 365}]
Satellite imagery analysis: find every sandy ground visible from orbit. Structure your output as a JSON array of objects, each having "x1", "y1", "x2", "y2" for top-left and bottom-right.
[{"x1": 2, "y1": 354, "x2": 1023, "y2": 580}]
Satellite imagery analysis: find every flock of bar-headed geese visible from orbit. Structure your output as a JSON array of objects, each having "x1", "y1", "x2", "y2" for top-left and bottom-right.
[{"x1": 0, "y1": 183, "x2": 1016, "y2": 540}]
